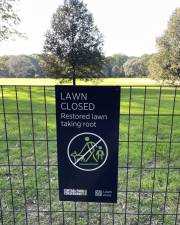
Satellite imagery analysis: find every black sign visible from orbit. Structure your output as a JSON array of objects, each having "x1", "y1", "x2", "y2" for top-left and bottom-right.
[{"x1": 55, "y1": 85, "x2": 120, "y2": 203}]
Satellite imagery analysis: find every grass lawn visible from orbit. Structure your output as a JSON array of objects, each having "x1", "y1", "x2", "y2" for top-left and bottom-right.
[
  {"x1": 0, "y1": 82, "x2": 180, "y2": 225},
  {"x1": 0, "y1": 77, "x2": 161, "y2": 86}
]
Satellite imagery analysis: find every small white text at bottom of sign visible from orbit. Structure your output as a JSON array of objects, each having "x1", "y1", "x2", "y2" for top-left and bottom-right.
[{"x1": 95, "y1": 190, "x2": 112, "y2": 197}]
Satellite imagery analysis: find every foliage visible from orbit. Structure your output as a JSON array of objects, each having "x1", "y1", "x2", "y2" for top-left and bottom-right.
[
  {"x1": 148, "y1": 53, "x2": 163, "y2": 80},
  {"x1": 0, "y1": 55, "x2": 9, "y2": 76},
  {"x1": 112, "y1": 65, "x2": 121, "y2": 77},
  {"x1": 0, "y1": 55, "x2": 44, "y2": 77},
  {"x1": 109, "y1": 53, "x2": 129, "y2": 68},
  {"x1": 123, "y1": 56, "x2": 151, "y2": 78},
  {"x1": 0, "y1": 0, "x2": 21, "y2": 41},
  {"x1": 39, "y1": 54, "x2": 68, "y2": 79},
  {"x1": 153, "y1": 8, "x2": 180, "y2": 83},
  {"x1": 44, "y1": 0, "x2": 104, "y2": 83},
  {"x1": 103, "y1": 54, "x2": 128, "y2": 77},
  {"x1": 0, "y1": 52, "x2": 155, "y2": 78}
]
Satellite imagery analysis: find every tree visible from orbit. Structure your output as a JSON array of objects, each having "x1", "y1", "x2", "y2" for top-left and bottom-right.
[
  {"x1": 39, "y1": 54, "x2": 67, "y2": 79},
  {"x1": 7, "y1": 55, "x2": 43, "y2": 77},
  {"x1": 0, "y1": 55, "x2": 9, "y2": 76},
  {"x1": 110, "y1": 54, "x2": 129, "y2": 69},
  {"x1": 0, "y1": 0, "x2": 21, "y2": 41},
  {"x1": 103, "y1": 54, "x2": 128, "y2": 77},
  {"x1": 154, "y1": 8, "x2": 180, "y2": 83},
  {"x1": 112, "y1": 65, "x2": 121, "y2": 77},
  {"x1": 123, "y1": 57, "x2": 149, "y2": 78},
  {"x1": 44, "y1": 0, "x2": 104, "y2": 84},
  {"x1": 148, "y1": 53, "x2": 163, "y2": 80}
]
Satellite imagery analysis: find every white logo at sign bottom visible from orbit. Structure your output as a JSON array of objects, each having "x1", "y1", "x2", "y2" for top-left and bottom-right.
[{"x1": 67, "y1": 132, "x2": 108, "y2": 171}]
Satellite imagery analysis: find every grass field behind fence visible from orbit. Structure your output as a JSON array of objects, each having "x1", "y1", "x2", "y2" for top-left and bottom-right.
[
  {"x1": 0, "y1": 78, "x2": 160, "y2": 86},
  {"x1": 0, "y1": 84, "x2": 180, "y2": 225}
]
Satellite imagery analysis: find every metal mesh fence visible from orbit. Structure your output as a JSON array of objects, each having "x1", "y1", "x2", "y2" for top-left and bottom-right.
[{"x1": 0, "y1": 85, "x2": 179, "y2": 225}]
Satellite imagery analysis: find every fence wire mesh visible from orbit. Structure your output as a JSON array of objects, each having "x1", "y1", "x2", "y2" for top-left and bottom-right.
[{"x1": 0, "y1": 85, "x2": 179, "y2": 225}]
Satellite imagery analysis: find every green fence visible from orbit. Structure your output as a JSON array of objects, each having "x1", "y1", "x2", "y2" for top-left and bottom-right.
[{"x1": 0, "y1": 85, "x2": 180, "y2": 225}]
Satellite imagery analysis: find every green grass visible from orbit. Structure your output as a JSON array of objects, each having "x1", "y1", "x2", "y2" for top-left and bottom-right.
[
  {"x1": 0, "y1": 84, "x2": 180, "y2": 225},
  {"x1": 0, "y1": 77, "x2": 161, "y2": 86}
]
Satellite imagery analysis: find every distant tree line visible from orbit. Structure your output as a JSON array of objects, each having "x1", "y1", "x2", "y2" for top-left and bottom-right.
[
  {"x1": 0, "y1": 53, "x2": 155, "y2": 78},
  {"x1": 0, "y1": 55, "x2": 44, "y2": 77}
]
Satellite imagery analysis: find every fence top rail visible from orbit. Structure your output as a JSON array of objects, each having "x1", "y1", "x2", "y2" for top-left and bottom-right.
[{"x1": 0, "y1": 84, "x2": 180, "y2": 88}]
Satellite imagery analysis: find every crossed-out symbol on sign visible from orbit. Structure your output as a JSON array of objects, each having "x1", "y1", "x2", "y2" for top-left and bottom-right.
[{"x1": 67, "y1": 132, "x2": 108, "y2": 171}]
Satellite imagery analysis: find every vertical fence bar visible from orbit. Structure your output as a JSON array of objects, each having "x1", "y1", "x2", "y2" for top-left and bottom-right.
[
  {"x1": 73, "y1": 77, "x2": 77, "y2": 225},
  {"x1": 87, "y1": 202, "x2": 89, "y2": 225},
  {"x1": 1, "y1": 86, "x2": 16, "y2": 225},
  {"x1": 162, "y1": 87, "x2": 177, "y2": 225},
  {"x1": 117, "y1": 85, "x2": 122, "y2": 225},
  {"x1": 14, "y1": 86, "x2": 28, "y2": 225},
  {"x1": 124, "y1": 86, "x2": 132, "y2": 225},
  {"x1": 112, "y1": 203, "x2": 115, "y2": 225},
  {"x1": 137, "y1": 86, "x2": 147, "y2": 224},
  {"x1": 174, "y1": 192, "x2": 180, "y2": 225},
  {"x1": 29, "y1": 86, "x2": 40, "y2": 225},
  {"x1": 61, "y1": 201, "x2": 65, "y2": 224},
  {"x1": 99, "y1": 202, "x2": 102, "y2": 224},
  {"x1": 43, "y1": 86, "x2": 53, "y2": 225},
  {"x1": 149, "y1": 86, "x2": 162, "y2": 225},
  {"x1": 74, "y1": 202, "x2": 77, "y2": 225},
  {"x1": 0, "y1": 197, "x2": 4, "y2": 225}
]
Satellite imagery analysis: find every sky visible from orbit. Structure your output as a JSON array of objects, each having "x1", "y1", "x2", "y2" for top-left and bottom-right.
[{"x1": 0, "y1": 0, "x2": 180, "y2": 57}]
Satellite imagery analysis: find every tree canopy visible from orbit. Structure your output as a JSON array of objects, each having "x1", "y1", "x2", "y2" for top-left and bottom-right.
[
  {"x1": 0, "y1": 0, "x2": 21, "y2": 41},
  {"x1": 0, "y1": 55, "x2": 44, "y2": 77},
  {"x1": 39, "y1": 54, "x2": 67, "y2": 79},
  {"x1": 44, "y1": 0, "x2": 104, "y2": 84},
  {"x1": 123, "y1": 55, "x2": 151, "y2": 78},
  {"x1": 150, "y1": 8, "x2": 180, "y2": 83},
  {"x1": 103, "y1": 54, "x2": 128, "y2": 77}
]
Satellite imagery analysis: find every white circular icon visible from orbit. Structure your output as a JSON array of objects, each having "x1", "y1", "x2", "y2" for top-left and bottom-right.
[{"x1": 67, "y1": 132, "x2": 108, "y2": 171}]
